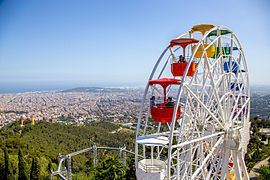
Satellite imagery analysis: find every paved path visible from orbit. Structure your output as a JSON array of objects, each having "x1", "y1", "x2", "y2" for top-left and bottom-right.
[{"x1": 249, "y1": 157, "x2": 270, "y2": 179}]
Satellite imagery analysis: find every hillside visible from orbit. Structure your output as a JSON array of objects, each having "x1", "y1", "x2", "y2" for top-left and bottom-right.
[
  {"x1": 0, "y1": 121, "x2": 135, "y2": 179},
  {"x1": 251, "y1": 94, "x2": 270, "y2": 119}
]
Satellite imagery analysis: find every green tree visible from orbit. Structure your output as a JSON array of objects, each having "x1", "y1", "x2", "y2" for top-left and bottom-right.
[
  {"x1": 47, "y1": 162, "x2": 52, "y2": 173},
  {"x1": 124, "y1": 156, "x2": 136, "y2": 180},
  {"x1": 0, "y1": 121, "x2": 135, "y2": 178},
  {"x1": 95, "y1": 156, "x2": 126, "y2": 180},
  {"x1": 30, "y1": 157, "x2": 40, "y2": 180},
  {"x1": 18, "y1": 149, "x2": 28, "y2": 180},
  {"x1": 0, "y1": 148, "x2": 5, "y2": 179},
  {"x1": 258, "y1": 164, "x2": 270, "y2": 179},
  {"x1": 4, "y1": 148, "x2": 14, "y2": 180}
]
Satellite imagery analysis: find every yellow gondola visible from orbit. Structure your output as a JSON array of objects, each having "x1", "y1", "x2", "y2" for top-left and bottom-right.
[
  {"x1": 191, "y1": 24, "x2": 215, "y2": 35},
  {"x1": 192, "y1": 44, "x2": 216, "y2": 58}
]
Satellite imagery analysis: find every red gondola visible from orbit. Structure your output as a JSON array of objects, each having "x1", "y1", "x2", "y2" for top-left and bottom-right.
[
  {"x1": 170, "y1": 38, "x2": 199, "y2": 77},
  {"x1": 149, "y1": 78, "x2": 181, "y2": 123}
]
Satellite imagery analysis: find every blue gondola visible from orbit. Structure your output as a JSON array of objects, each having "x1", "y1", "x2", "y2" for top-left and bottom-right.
[
  {"x1": 230, "y1": 83, "x2": 243, "y2": 91},
  {"x1": 224, "y1": 61, "x2": 239, "y2": 74}
]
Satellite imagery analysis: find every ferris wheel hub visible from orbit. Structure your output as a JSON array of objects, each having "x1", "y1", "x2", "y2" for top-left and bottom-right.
[{"x1": 224, "y1": 128, "x2": 241, "y2": 151}]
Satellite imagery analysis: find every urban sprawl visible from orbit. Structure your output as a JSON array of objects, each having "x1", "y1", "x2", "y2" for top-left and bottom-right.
[{"x1": 0, "y1": 88, "x2": 144, "y2": 128}]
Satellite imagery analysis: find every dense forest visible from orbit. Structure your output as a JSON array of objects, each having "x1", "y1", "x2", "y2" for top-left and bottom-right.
[
  {"x1": 0, "y1": 121, "x2": 135, "y2": 179},
  {"x1": 2, "y1": 118, "x2": 270, "y2": 179}
]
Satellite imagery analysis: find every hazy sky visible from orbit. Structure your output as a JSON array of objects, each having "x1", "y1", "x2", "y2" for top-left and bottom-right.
[{"x1": 0, "y1": 0, "x2": 269, "y2": 90}]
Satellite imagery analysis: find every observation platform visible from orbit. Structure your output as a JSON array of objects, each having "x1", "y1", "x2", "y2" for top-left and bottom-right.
[{"x1": 136, "y1": 135, "x2": 168, "y2": 179}]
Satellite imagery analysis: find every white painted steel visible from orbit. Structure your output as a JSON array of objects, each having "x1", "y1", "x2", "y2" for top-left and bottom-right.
[
  {"x1": 137, "y1": 135, "x2": 169, "y2": 146},
  {"x1": 135, "y1": 25, "x2": 250, "y2": 179}
]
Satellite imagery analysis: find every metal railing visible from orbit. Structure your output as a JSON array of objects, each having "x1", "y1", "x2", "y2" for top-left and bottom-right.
[
  {"x1": 50, "y1": 144, "x2": 140, "y2": 180},
  {"x1": 138, "y1": 159, "x2": 166, "y2": 173}
]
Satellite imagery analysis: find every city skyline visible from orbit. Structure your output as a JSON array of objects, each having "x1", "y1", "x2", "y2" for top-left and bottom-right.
[{"x1": 0, "y1": 0, "x2": 269, "y2": 91}]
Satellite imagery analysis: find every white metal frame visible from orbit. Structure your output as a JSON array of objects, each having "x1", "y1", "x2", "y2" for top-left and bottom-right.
[{"x1": 135, "y1": 25, "x2": 250, "y2": 180}]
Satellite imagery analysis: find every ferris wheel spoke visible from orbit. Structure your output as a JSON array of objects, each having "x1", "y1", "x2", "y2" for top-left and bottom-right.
[
  {"x1": 172, "y1": 131, "x2": 224, "y2": 149},
  {"x1": 158, "y1": 54, "x2": 171, "y2": 79},
  {"x1": 186, "y1": 95, "x2": 207, "y2": 136},
  {"x1": 219, "y1": 149, "x2": 230, "y2": 180},
  {"x1": 205, "y1": 86, "x2": 218, "y2": 113},
  {"x1": 231, "y1": 97, "x2": 250, "y2": 123},
  {"x1": 186, "y1": 95, "x2": 197, "y2": 121},
  {"x1": 182, "y1": 95, "x2": 196, "y2": 126},
  {"x1": 238, "y1": 151, "x2": 249, "y2": 179},
  {"x1": 202, "y1": 53, "x2": 226, "y2": 122},
  {"x1": 197, "y1": 71, "x2": 211, "y2": 103},
  {"x1": 228, "y1": 92, "x2": 246, "y2": 121},
  {"x1": 232, "y1": 150, "x2": 242, "y2": 180},
  {"x1": 210, "y1": 56, "x2": 222, "y2": 70},
  {"x1": 174, "y1": 148, "x2": 190, "y2": 179},
  {"x1": 191, "y1": 136, "x2": 223, "y2": 180},
  {"x1": 206, "y1": 35, "x2": 220, "y2": 48},
  {"x1": 151, "y1": 85, "x2": 163, "y2": 97},
  {"x1": 234, "y1": 53, "x2": 246, "y2": 80},
  {"x1": 143, "y1": 106, "x2": 151, "y2": 133},
  {"x1": 166, "y1": 122, "x2": 171, "y2": 131},
  {"x1": 206, "y1": 143, "x2": 223, "y2": 179},
  {"x1": 184, "y1": 85, "x2": 225, "y2": 130}
]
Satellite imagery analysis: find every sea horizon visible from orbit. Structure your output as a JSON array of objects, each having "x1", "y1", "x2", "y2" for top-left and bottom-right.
[
  {"x1": 0, "y1": 82, "x2": 269, "y2": 94},
  {"x1": 0, "y1": 82, "x2": 145, "y2": 94}
]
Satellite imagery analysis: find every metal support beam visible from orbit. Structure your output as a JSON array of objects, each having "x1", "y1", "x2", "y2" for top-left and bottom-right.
[
  {"x1": 123, "y1": 145, "x2": 126, "y2": 166},
  {"x1": 93, "y1": 143, "x2": 97, "y2": 168},
  {"x1": 67, "y1": 155, "x2": 72, "y2": 180}
]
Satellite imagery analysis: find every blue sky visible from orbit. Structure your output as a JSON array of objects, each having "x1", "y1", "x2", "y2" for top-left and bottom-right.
[{"x1": 0, "y1": 0, "x2": 269, "y2": 91}]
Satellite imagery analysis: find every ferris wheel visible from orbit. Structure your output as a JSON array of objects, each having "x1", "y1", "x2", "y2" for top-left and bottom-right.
[{"x1": 135, "y1": 24, "x2": 250, "y2": 180}]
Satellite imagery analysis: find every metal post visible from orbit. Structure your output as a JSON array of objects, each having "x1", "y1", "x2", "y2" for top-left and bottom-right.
[
  {"x1": 93, "y1": 143, "x2": 97, "y2": 167},
  {"x1": 50, "y1": 168, "x2": 55, "y2": 180},
  {"x1": 67, "y1": 155, "x2": 72, "y2": 180},
  {"x1": 123, "y1": 145, "x2": 126, "y2": 166},
  {"x1": 151, "y1": 146, "x2": 154, "y2": 165},
  {"x1": 50, "y1": 172, "x2": 53, "y2": 180},
  {"x1": 58, "y1": 153, "x2": 62, "y2": 165},
  {"x1": 119, "y1": 146, "x2": 122, "y2": 162}
]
